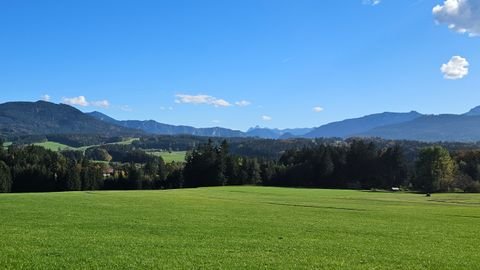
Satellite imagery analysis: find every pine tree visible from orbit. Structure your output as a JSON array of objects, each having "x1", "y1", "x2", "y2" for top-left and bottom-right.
[{"x1": 0, "y1": 161, "x2": 12, "y2": 193}]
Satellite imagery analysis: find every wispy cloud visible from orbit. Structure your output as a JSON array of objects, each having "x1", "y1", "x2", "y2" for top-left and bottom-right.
[
  {"x1": 63, "y1": 96, "x2": 89, "y2": 106},
  {"x1": 363, "y1": 0, "x2": 381, "y2": 6},
  {"x1": 175, "y1": 94, "x2": 232, "y2": 107},
  {"x1": 90, "y1": 100, "x2": 110, "y2": 108},
  {"x1": 235, "y1": 100, "x2": 251, "y2": 107},
  {"x1": 120, "y1": 105, "x2": 133, "y2": 112},
  {"x1": 160, "y1": 106, "x2": 174, "y2": 111},
  {"x1": 441, "y1": 56, "x2": 469, "y2": 80},
  {"x1": 62, "y1": 96, "x2": 110, "y2": 108},
  {"x1": 262, "y1": 115, "x2": 272, "y2": 121},
  {"x1": 313, "y1": 106, "x2": 324, "y2": 112},
  {"x1": 41, "y1": 94, "x2": 51, "y2": 102}
]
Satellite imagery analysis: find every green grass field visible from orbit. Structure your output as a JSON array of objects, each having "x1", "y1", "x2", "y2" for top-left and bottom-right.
[
  {"x1": 148, "y1": 151, "x2": 187, "y2": 163},
  {"x1": 2, "y1": 142, "x2": 12, "y2": 149},
  {"x1": 30, "y1": 140, "x2": 187, "y2": 163},
  {"x1": 33, "y1": 138, "x2": 140, "y2": 153},
  {"x1": 33, "y1": 141, "x2": 79, "y2": 151},
  {"x1": 0, "y1": 187, "x2": 479, "y2": 269}
]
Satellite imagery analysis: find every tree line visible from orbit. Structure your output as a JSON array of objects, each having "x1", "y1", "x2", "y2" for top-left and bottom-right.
[{"x1": 1, "y1": 138, "x2": 479, "y2": 193}]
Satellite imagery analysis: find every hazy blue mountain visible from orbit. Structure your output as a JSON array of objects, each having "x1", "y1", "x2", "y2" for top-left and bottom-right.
[
  {"x1": 280, "y1": 128, "x2": 313, "y2": 136},
  {"x1": 304, "y1": 111, "x2": 423, "y2": 138},
  {"x1": 0, "y1": 101, "x2": 140, "y2": 137},
  {"x1": 87, "y1": 111, "x2": 119, "y2": 124},
  {"x1": 5, "y1": 102, "x2": 480, "y2": 142},
  {"x1": 245, "y1": 127, "x2": 280, "y2": 139},
  {"x1": 464, "y1": 106, "x2": 480, "y2": 116},
  {"x1": 246, "y1": 126, "x2": 313, "y2": 139},
  {"x1": 88, "y1": 111, "x2": 246, "y2": 138},
  {"x1": 359, "y1": 114, "x2": 480, "y2": 142}
]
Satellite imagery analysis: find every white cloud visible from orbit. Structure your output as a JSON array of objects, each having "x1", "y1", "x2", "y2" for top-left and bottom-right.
[
  {"x1": 433, "y1": 0, "x2": 480, "y2": 37},
  {"x1": 441, "y1": 55, "x2": 469, "y2": 79},
  {"x1": 235, "y1": 100, "x2": 251, "y2": 107},
  {"x1": 41, "y1": 94, "x2": 51, "y2": 102},
  {"x1": 363, "y1": 0, "x2": 381, "y2": 6},
  {"x1": 90, "y1": 100, "x2": 110, "y2": 108},
  {"x1": 62, "y1": 96, "x2": 111, "y2": 108},
  {"x1": 175, "y1": 94, "x2": 232, "y2": 107},
  {"x1": 313, "y1": 106, "x2": 324, "y2": 112},
  {"x1": 262, "y1": 115, "x2": 272, "y2": 121},
  {"x1": 63, "y1": 96, "x2": 89, "y2": 106},
  {"x1": 212, "y1": 120, "x2": 221, "y2": 124}
]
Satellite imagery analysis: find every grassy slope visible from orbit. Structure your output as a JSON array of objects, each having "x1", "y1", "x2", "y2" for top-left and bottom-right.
[
  {"x1": 33, "y1": 138, "x2": 140, "y2": 152},
  {"x1": 0, "y1": 187, "x2": 479, "y2": 269},
  {"x1": 32, "y1": 139, "x2": 186, "y2": 163},
  {"x1": 147, "y1": 151, "x2": 187, "y2": 163},
  {"x1": 33, "y1": 141, "x2": 80, "y2": 151}
]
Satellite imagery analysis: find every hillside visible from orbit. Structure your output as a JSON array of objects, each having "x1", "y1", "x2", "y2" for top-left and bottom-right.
[
  {"x1": 246, "y1": 126, "x2": 313, "y2": 139},
  {"x1": 90, "y1": 112, "x2": 313, "y2": 139},
  {"x1": 305, "y1": 111, "x2": 423, "y2": 138},
  {"x1": 89, "y1": 111, "x2": 246, "y2": 138},
  {"x1": 5, "y1": 101, "x2": 480, "y2": 142},
  {"x1": 0, "y1": 101, "x2": 140, "y2": 137},
  {"x1": 360, "y1": 114, "x2": 480, "y2": 142}
]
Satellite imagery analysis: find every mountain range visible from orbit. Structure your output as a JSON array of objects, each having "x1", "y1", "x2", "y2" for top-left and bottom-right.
[
  {"x1": 0, "y1": 101, "x2": 140, "y2": 137},
  {"x1": 3, "y1": 101, "x2": 480, "y2": 142},
  {"x1": 87, "y1": 111, "x2": 246, "y2": 138},
  {"x1": 303, "y1": 111, "x2": 423, "y2": 138}
]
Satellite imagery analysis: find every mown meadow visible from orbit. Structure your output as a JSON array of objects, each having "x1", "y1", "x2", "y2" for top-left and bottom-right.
[
  {"x1": 147, "y1": 151, "x2": 187, "y2": 163},
  {"x1": 0, "y1": 187, "x2": 479, "y2": 269}
]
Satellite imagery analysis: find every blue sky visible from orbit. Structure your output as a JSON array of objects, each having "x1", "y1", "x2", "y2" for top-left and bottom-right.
[{"x1": 1, "y1": 0, "x2": 479, "y2": 131}]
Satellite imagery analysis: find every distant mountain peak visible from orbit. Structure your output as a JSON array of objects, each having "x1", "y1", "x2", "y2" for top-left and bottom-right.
[
  {"x1": 88, "y1": 112, "x2": 246, "y2": 138},
  {"x1": 305, "y1": 111, "x2": 423, "y2": 139},
  {"x1": 465, "y1": 106, "x2": 480, "y2": 116}
]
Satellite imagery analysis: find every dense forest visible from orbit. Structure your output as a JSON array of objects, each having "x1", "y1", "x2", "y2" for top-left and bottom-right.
[{"x1": 1, "y1": 136, "x2": 480, "y2": 193}]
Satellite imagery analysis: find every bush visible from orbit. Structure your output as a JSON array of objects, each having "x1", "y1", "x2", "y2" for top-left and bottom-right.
[
  {"x1": 85, "y1": 148, "x2": 112, "y2": 162},
  {"x1": 454, "y1": 173, "x2": 480, "y2": 193}
]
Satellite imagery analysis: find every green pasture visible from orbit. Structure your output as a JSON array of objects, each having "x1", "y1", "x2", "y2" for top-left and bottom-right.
[
  {"x1": 0, "y1": 187, "x2": 479, "y2": 269},
  {"x1": 147, "y1": 151, "x2": 187, "y2": 163},
  {"x1": 33, "y1": 138, "x2": 139, "y2": 152}
]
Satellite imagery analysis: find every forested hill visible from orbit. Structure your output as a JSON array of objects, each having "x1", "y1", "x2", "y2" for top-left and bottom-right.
[
  {"x1": 305, "y1": 111, "x2": 423, "y2": 138},
  {"x1": 5, "y1": 101, "x2": 480, "y2": 143},
  {"x1": 89, "y1": 111, "x2": 313, "y2": 138},
  {"x1": 359, "y1": 114, "x2": 480, "y2": 142},
  {"x1": 304, "y1": 109, "x2": 480, "y2": 142},
  {"x1": 0, "y1": 101, "x2": 141, "y2": 137},
  {"x1": 88, "y1": 111, "x2": 246, "y2": 138}
]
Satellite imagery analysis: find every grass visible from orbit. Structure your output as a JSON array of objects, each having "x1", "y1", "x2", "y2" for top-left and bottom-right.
[
  {"x1": 0, "y1": 187, "x2": 479, "y2": 269},
  {"x1": 114, "y1": 138, "x2": 139, "y2": 145},
  {"x1": 33, "y1": 141, "x2": 78, "y2": 151},
  {"x1": 32, "y1": 139, "x2": 187, "y2": 164},
  {"x1": 147, "y1": 151, "x2": 187, "y2": 163},
  {"x1": 33, "y1": 138, "x2": 140, "y2": 153},
  {"x1": 2, "y1": 142, "x2": 12, "y2": 149}
]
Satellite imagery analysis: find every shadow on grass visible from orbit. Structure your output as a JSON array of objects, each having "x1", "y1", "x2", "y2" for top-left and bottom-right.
[{"x1": 264, "y1": 202, "x2": 367, "y2": 212}]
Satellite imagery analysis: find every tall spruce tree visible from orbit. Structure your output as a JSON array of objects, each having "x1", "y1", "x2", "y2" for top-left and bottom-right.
[{"x1": 0, "y1": 161, "x2": 12, "y2": 193}]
